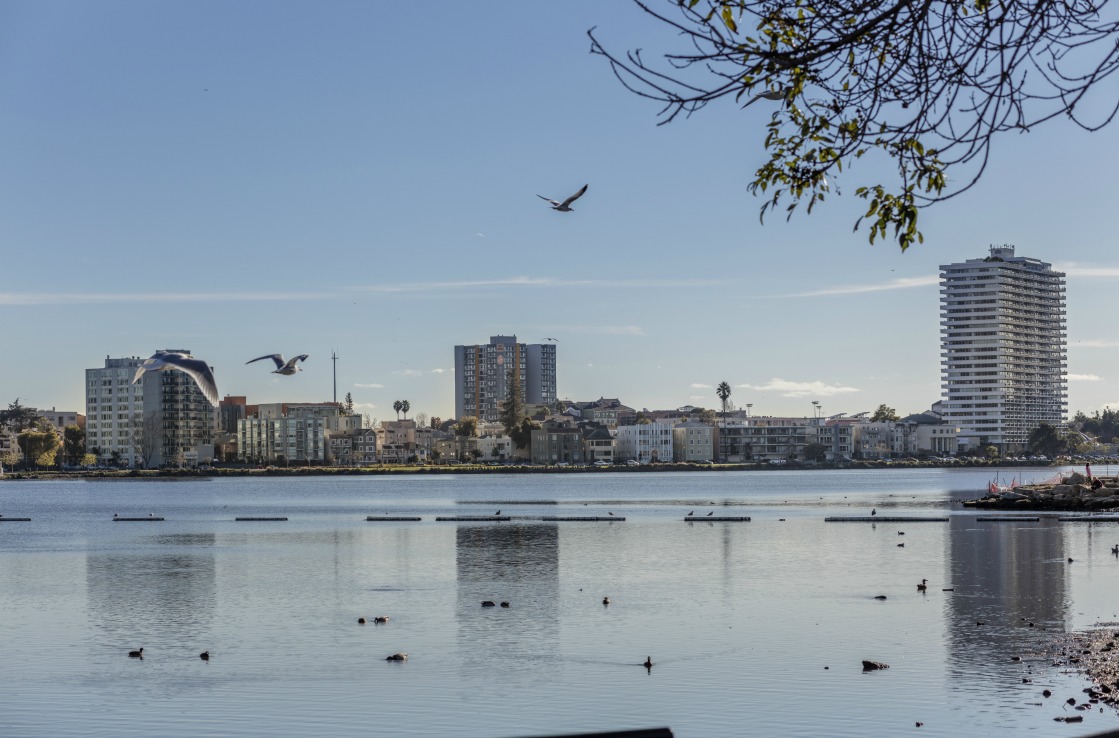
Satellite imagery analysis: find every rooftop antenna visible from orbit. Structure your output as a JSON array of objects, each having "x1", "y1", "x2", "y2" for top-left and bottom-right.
[{"x1": 332, "y1": 350, "x2": 339, "y2": 403}]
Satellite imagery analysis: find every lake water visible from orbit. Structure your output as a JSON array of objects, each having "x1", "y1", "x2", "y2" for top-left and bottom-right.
[{"x1": 2, "y1": 467, "x2": 1118, "y2": 738}]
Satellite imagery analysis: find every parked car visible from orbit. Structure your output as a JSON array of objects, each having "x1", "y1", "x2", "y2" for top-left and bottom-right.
[{"x1": 625, "y1": 459, "x2": 640, "y2": 466}]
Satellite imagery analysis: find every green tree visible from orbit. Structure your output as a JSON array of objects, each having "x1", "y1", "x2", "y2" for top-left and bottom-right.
[
  {"x1": 716, "y1": 381, "x2": 732, "y2": 463},
  {"x1": 803, "y1": 442, "x2": 828, "y2": 462},
  {"x1": 393, "y1": 400, "x2": 403, "y2": 420},
  {"x1": 516, "y1": 417, "x2": 541, "y2": 453},
  {"x1": 871, "y1": 404, "x2": 900, "y2": 422},
  {"x1": 697, "y1": 408, "x2": 717, "y2": 425},
  {"x1": 0, "y1": 399, "x2": 43, "y2": 433},
  {"x1": 589, "y1": 1, "x2": 1118, "y2": 251},
  {"x1": 343, "y1": 392, "x2": 354, "y2": 415},
  {"x1": 81, "y1": 453, "x2": 97, "y2": 467},
  {"x1": 17, "y1": 428, "x2": 60, "y2": 468},
  {"x1": 63, "y1": 425, "x2": 85, "y2": 466},
  {"x1": 499, "y1": 369, "x2": 531, "y2": 449},
  {"x1": 430, "y1": 416, "x2": 442, "y2": 430},
  {"x1": 400, "y1": 400, "x2": 410, "y2": 420},
  {"x1": 634, "y1": 412, "x2": 652, "y2": 425},
  {"x1": 455, "y1": 417, "x2": 478, "y2": 438},
  {"x1": 1028, "y1": 423, "x2": 1064, "y2": 458}
]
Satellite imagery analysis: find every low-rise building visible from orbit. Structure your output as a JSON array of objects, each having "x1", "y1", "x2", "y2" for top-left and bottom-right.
[
  {"x1": 674, "y1": 422, "x2": 715, "y2": 462},
  {"x1": 530, "y1": 418, "x2": 586, "y2": 464},
  {"x1": 584, "y1": 425, "x2": 615, "y2": 464},
  {"x1": 615, "y1": 421, "x2": 674, "y2": 464}
]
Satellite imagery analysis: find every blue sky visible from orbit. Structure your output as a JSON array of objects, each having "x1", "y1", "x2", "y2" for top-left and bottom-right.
[{"x1": 2, "y1": 1, "x2": 1117, "y2": 422}]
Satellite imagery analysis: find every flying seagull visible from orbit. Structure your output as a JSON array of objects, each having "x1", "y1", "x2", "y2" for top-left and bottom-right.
[
  {"x1": 537, "y1": 184, "x2": 588, "y2": 212},
  {"x1": 741, "y1": 89, "x2": 787, "y2": 108},
  {"x1": 246, "y1": 353, "x2": 309, "y2": 376},
  {"x1": 133, "y1": 351, "x2": 219, "y2": 406}
]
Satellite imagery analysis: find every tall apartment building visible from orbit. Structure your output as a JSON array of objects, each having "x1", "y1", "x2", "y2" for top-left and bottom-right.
[
  {"x1": 453, "y1": 335, "x2": 557, "y2": 421},
  {"x1": 85, "y1": 356, "x2": 145, "y2": 466},
  {"x1": 940, "y1": 245, "x2": 1067, "y2": 452}
]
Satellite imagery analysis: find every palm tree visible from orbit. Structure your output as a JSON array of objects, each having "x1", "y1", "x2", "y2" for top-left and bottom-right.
[
  {"x1": 401, "y1": 400, "x2": 410, "y2": 420},
  {"x1": 716, "y1": 381, "x2": 731, "y2": 463},
  {"x1": 393, "y1": 400, "x2": 403, "y2": 420}
]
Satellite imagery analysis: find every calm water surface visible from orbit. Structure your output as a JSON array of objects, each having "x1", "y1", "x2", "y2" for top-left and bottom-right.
[{"x1": 2, "y1": 468, "x2": 1117, "y2": 738}]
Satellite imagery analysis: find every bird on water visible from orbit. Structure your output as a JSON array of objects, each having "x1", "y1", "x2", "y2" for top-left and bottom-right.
[
  {"x1": 871, "y1": 508, "x2": 877, "y2": 516},
  {"x1": 643, "y1": 656, "x2": 653, "y2": 669},
  {"x1": 128, "y1": 648, "x2": 143, "y2": 658},
  {"x1": 602, "y1": 596, "x2": 610, "y2": 605},
  {"x1": 200, "y1": 651, "x2": 209, "y2": 661},
  {"x1": 917, "y1": 579, "x2": 928, "y2": 591}
]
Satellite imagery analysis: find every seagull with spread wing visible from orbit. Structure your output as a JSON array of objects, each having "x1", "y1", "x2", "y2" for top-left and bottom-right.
[
  {"x1": 538, "y1": 184, "x2": 588, "y2": 212},
  {"x1": 133, "y1": 351, "x2": 220, "y2": 406},
  {"x1": 246, "y1": 353, "x2": 309, "y2": 376}
]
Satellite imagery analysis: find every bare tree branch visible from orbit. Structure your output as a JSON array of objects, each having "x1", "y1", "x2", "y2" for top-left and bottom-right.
[{"x1": 590, "y1": 0, "x2": 1119, "y2": 249}]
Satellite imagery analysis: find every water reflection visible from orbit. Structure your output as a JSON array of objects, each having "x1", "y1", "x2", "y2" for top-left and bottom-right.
[
  {"x1": 86, "y1": 534, "x2": 217, "y2": 652},
  {"x1": 946, "y1": 518, "x2": 1069, "y2": 688},
  {"x1": 455, "y1": 524, "x2": 560, "y2": 685}
]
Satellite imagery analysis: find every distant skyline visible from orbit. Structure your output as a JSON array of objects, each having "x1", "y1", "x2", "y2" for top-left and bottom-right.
[{"x1": 2, "y1": 2, "x2": 1117, "y2": 421}]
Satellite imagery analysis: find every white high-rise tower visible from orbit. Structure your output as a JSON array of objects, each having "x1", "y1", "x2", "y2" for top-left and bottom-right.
[{"x1": 939, "y1": 245, "x2": 1066, "y2": 452}]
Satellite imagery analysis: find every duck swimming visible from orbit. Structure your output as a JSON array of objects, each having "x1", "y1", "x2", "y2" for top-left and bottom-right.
[
  {"x1": 917, "y1": 579, "x2": 928, "y2": 591},
  {"x1": 128, "y1": 648, "x2": 143, "y2": 658}
]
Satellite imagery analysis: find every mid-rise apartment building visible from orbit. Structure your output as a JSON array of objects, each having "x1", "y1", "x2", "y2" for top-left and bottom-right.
[
  {"x1": 940, "y1": 246, "x2": 1067, "y2": 451},
  {"x1": 141, "y1": 349, "x2": 218, "y2": 467},
  {"x1": 85, "y1": 356, "x2": 145, "y2": 466}
]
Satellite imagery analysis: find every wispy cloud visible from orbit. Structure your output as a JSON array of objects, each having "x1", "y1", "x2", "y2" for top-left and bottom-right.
[
  {"x1": 353, "y1": 382, "x2": 384, "y2": 389},
  {"x1": 0, "y1": 291, "x2": 334, "y2": 306},
  {"x1": 355, "y1": 277, "x2": 724, "y2": 294},
  {"x1": 1073, "y1": 339, "x2": 1119, "y2": 348},
  {"x1": 690, "y1": 383, "x2": 712, "y2": 389},
  {"x1": 737, "y1": 378, "x2": 861, "y2": 398},
  {"x1": 749, "y1": 275, "x2": 939, "y2": 299},
  {"x1": 0, "y1": 276, "x2": 727, "y2": 306},
  {"x1": 537, "y1": 325, "x2": 645, "y2": 336},
  {"x1": 392, "y1": 368, "x2": 451, "y2": 377},
  {"x1": 1069, "y1": 373, "x2": 1103, "y2": 382},
  {"x1": 352, "y1": 402, "x2": 378, "y2": 410},
  {"x1": 1055, "y1": 262, "x2": 1119, "y2": 278}
]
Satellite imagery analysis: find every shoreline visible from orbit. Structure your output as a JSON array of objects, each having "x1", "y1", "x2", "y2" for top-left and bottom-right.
[{"x1": 0, "y1": 458, "x2": 1061, "y2": 481}]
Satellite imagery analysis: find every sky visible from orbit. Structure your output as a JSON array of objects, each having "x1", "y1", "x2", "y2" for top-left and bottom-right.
[{"x1": 2, "y1": 1, "x2": 1118, "y2": 423}]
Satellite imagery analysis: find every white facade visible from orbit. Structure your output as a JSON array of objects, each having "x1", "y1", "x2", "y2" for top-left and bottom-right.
[
  {"x1": 940, "y1": 246, "x2": 1067, "y2": 451},
  {"x1": 616, "y1": 421, "x2": 674, "y2": 463},
  {"x1": 85, "y1": 356, "x2": 145, "y2": 466}
]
